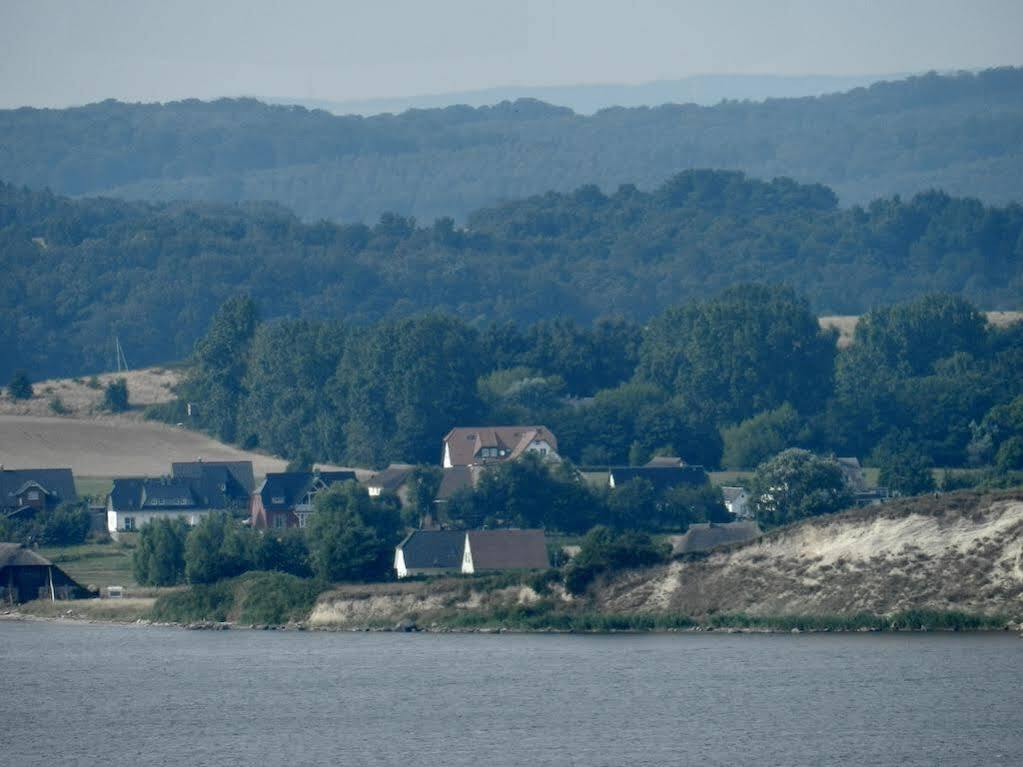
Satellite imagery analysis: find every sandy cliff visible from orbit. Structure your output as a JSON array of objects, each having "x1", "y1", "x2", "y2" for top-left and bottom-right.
[{"x1": 598, "y1": 491, "x2": 1023, "y2": 618}]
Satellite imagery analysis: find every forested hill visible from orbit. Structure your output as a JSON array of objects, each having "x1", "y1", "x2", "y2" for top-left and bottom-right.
[
  {"x1": 1, "y1": 68, "x2": 1022, "y2": 223},
  {"x1": 2, "y1": 170, "x2": 1021, "y2": 380}
]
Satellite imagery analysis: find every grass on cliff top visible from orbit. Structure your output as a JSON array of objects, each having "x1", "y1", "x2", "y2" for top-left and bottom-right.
[
  {"x1": 38, "y1": 541, "x2": 136, "y2": 590},
  {"x1": 15, "y1": 597, "x2": 155, "y2": 622}
]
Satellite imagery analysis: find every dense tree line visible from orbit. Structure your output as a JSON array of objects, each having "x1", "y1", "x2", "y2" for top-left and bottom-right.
[
  {"x1": 2, "y1": 170, "x2": 1021, "y2": 380},
  {"x1": 1, "y1": 69, "x2": 1021, "y2": 225},
  {"x1": 133, "y1": 483, "x2": 404, "y2": 587},
  {"x1": 0, "y1": 502, "x2": 92, "y2": 546},
  {"x1": 169, "y1": 288, "x2": 1023, "y2": 479}
]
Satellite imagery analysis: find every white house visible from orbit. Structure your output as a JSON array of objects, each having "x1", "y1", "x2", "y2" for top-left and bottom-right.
[
  {"x1": 106, "y1": 477, "x2": 218, "y2": 537},
  {"x1": 721, "y1": 486, "x2": 751, "y2": 519},
  {"x1": 394, "y1": 530, "x2": 465, "y2": 578}
]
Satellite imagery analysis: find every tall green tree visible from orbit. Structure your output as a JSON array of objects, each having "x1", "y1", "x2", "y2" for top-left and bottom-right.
[
  {"x1": 638, "y1": 285, "x2": 837, "y2": 425},
  {"x1": 305, "y1": 482, "x2": 401, "y2": 582},
  {"x1": 873, "y1": 437, "x2": 937, "y2": 496},
  {"x1": 333, "y1": 315, "x2": 484, "y2": 466},
  {"x1": 134, "y1": 518, "x2": 189, "y2": 586},
  {"x1": 748, "y1": 448, "x2": 853, "y2": 528},
  {"x1": 182, "y1": 296, "x2": 259, "y2": 443},
  {"x1": 237, "y1": 319, "x2": 347, "y2": 461},
  {"x1": 721, "y1": 403, "x2": 805, "y2": 470},
  {"x1": 184, "y1": 514, "x2": 255, "y2": 584}
]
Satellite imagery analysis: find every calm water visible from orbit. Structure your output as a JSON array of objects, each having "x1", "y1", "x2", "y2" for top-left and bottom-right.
[{"x1": 2, "y1": 622, "x2": 1022, "y2": 766}]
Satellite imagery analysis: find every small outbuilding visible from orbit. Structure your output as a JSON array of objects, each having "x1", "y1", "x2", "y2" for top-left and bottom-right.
[{"x1": 0, "y1": 542, "x2": 91, "y2": 604}]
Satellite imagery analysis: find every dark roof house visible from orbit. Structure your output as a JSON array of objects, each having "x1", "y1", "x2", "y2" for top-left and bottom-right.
[
  {"x1": 172, "y1": 460, "x2": 255, "y2": 494},
  {"x1": 250, "y1": 470, "x2": 358, "y2": 530},
  {"x1": 394, "y1": 529, "x2": 466, "y2": 578},
  {"x1": 462, "y1": 529, "x2": 549, "y2": 573},
  {"x1": 608, "y1": 465, "x2": 709, "y2": 493},
  {"x1": 366, "y1": 464, "x2": 415, "y2": 497},
  {"x1": 0, "y1": 467, "x2": 77, "y2": 517},
  {"x1": 106, "y1": 471, "x2": 245, "y2": 536}
]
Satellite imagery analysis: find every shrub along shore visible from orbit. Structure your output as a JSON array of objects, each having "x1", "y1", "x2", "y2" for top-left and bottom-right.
[{"x1": 6, "y1": 573, "x2": 1017, "y2": 635}]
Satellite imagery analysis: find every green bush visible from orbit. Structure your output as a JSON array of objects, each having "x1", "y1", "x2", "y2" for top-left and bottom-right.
[
  {"x1": 234, "y1": 572, "x2": 322, "y2": 625},
  {"x1": 8, "y1": 370, "x2": 33, "y2": 399},
  {"x1": 101, "y1": 378, "x2": 130, "y2": 412},
  {"x1": 150, "y1": 572, "x2": 324, "y2": 625},
  {"x1": 564, "y1": 526, "x2": 670, "y2": 595},
  {"x1": 0, "y1": 502, "x2": 92, "y2": 546},
  {"x1": 151, "y1": 581, "x2": 234, "y2": 623},
  {"x1": 133, "y1": 518, "x2": 189, "y2": 586}
]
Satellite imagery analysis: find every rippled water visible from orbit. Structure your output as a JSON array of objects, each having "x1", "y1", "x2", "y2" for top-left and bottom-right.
[{"x1": 2, "y1": 621, "x2": 1021, "y2": 766}]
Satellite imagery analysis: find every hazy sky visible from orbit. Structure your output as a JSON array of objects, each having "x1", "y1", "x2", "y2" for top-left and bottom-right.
[{"x1": 1, "y1": 0, "x2": 1021, "y2": 108}]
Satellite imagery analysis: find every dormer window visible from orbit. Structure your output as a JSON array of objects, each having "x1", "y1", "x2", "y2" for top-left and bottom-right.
[
  {"x1": 27, "y1": 490, "x2": 40, "y2": 501},
  {"x1": 271, "y1": 496, "x2": 285, "y2": 504}
]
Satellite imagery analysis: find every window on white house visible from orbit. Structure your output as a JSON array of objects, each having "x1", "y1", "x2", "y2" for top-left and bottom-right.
[
  {"x1": 298, "y1": 514, "x2": 309, "y2": 529},
  {"x1": 124, "y1": 517, "x2": 136, "y2": 531}
]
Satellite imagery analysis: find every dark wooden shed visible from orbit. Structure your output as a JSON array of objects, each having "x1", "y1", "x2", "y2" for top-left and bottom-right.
[{"x1": 0, "y1": 543, "x2": 91, "y2": 604}]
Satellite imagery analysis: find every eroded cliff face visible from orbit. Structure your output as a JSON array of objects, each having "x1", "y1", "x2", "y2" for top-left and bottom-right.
[
  {"x1": 308, "y1": 580, "x2": 553, "y2": 630},
  {"x1": 597, "y1": 492, "x2": 1023, "y2": 618},
  {"x1": 305, "y1": 491, "x2": 1023, "y2": 630}
]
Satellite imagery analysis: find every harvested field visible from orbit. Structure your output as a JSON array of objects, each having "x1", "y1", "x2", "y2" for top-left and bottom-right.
[
  {"x1": 0, "y1": 414, "x2": 289, "y2": 477},
  {"x1": 820, "y1": 311, "x2": 1022, "y2": 348}
]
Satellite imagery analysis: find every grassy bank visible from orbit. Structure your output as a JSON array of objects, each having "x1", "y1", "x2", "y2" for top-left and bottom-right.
[
  {"x1": 38, "y1": 542, "x2": 136, "y2": 589},
  {"x1": 12, "y1": 597, "x2": 155, "y2": 623}
]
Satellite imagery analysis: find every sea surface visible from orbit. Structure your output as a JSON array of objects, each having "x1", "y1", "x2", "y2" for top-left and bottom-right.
[{"x1": 2, "y1": 621, "x2": 1021, "y2": 766}]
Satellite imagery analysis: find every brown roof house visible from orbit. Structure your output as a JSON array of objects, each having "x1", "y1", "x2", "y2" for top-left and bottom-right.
[
  {"x1": 1, "y1": 543, "x2": 91, "y2": 604},
  {"x1": 442, "y1": 426, "x2": 559, "y2": 468},
  {"x1": 461, "y1": 529, "x2": 549, "y2": 574}
]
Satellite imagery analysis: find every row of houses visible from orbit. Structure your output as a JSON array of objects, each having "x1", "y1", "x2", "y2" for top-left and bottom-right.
[
  {"x1": 394, "y1": 529, "x2": 549, "y2": 578},
  {"x1": 2, "y1": 424, "x2": 889, "y2": 599},
  {"x1": 2, "y1": 427, "x2": 887, "y2": 533}
]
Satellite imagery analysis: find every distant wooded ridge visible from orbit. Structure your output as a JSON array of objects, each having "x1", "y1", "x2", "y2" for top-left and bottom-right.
[
  {"x1": 270, "y1": 72, "x2": 901, "y2": 116},
  {"x1": 0, "y1": 68, "x2": 1021, "y2": 224},
  {"x1": 1, "y1": 169, "x2": 1020, "y2": 380}
]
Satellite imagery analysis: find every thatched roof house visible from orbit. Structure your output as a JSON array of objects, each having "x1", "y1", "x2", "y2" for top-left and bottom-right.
[
  {"x1": 672, "y1": 522, "x2": 761, "y2": 555},
  {"x1": 0, "y1": 543, "x2": 91, "y2": 604}
]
